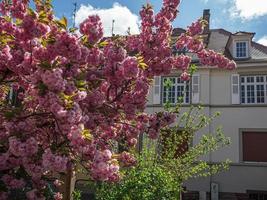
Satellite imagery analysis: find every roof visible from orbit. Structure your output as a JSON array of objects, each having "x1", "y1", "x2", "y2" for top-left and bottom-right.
[
  {"x1": 233, "y1": 31, "x2": 255, "y2": 37},
  {"x1": 172, "y1": 28, "x2": 186, "y2": 36},
  {"x1": 171, "y1": 28, "x2": 267, "y2": 63}
]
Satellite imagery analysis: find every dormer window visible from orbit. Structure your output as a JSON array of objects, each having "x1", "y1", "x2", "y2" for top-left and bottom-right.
[{"x1": 235, "y1": 41, "x2": 248, "y2": 58}]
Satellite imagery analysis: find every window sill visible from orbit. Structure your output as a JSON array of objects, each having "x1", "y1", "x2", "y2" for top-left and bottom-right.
[
  {"x1": 238, "y1": 161, "x2": 267, "y2": 167},
  {"x1": 241, "y1": 103, "x2": 267, "y2": 105}
]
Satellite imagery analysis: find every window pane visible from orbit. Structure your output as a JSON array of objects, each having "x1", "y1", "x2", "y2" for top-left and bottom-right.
[
  {"x1": 177, "y1": 85, "x2": 184, "y2": 103},
  {"x1": 236, "y1": 42, "x2": 247, "y2": 58},
  {"x1": 233, "y1": 76, "x2": 239, "y2": 84},
  {"x1": 241, "y1": 85, "x2": 245, "y2": 103},
  {"x1": 256, "y1": 85, "x2": 265, "y2": 103},
  {"x1": 185, "y1": 83, "x2": 190, "y2": 103},
  {"x1": 163, "y1": 77, "x2": 190, "y2": 104},
  {"x1": 233, "y1": 85, "x2": 238, "y2": 94},
  {"x1": 247, "y1": 85, "x2": 255, "y2": 103},
  {"x1": 163, "y1": 78, "x2": 176, "y2": 104},
  {"x1": 257, "y1": 76, "x2": 264, "y2": 83}
]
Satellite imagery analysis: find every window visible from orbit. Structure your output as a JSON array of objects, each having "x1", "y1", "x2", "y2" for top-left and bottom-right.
[
  {"x1": 242, "y1": 131, "x2": 267, "y2": 162},
  {"x1": 162, "y1": 77, "x2": 190, "y2": 104},
  {"x1": 235, "y1": 41, "x2": 248, "y2": 58},
  {"x1": 172, "y1": 46, "x2": 188, "y2": 56},
  {"x1": 75, "y1": 180, "x2": 95, "y2": 200},
  {"x1": 240, "y1": 75, "x2": 267, "y2": 104},
  {"x1": 248, "y1": 191, "x2": 267, "y2": 200},
  {"x1": 160, "y1": 129, "x2": 190, "y2": 158}
]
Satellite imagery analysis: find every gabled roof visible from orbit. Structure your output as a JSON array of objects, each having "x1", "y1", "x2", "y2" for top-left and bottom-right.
[
  {"x1": 171, "y1": 27, "x2": 267, "y2": 63},
  {"x1": 233, "y1": 31, "x2": 255, "y2": 36}
]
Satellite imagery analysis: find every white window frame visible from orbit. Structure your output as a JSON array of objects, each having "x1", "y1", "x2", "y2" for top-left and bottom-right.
[
  {"x1": 240, "y1": 75, "x2": 267, "y2": 105},
  {"x1": 162, "y1": 77, "x2": 190, "y2": 104},
  {"x1": 234, "y1": 41, "x2": 249, "y2": 59}
]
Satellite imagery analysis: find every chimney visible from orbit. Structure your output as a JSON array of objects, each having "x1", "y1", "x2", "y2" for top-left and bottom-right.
[{"x1": 203, "y1": 9, "x2": 210, "y2": 34}]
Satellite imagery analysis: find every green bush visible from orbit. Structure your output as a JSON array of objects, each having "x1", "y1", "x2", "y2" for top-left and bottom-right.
[{"x1": 94, "y1": 104, "x2": 230, "y2": 200}]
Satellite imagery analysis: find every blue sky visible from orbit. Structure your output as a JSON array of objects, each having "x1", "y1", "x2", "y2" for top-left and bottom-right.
[{"x1": 50, "y1": 0, "x2": 267, "y2": 45}]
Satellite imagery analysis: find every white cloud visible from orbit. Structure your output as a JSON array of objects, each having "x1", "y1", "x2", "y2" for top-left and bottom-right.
[
  {"x1": 75, "y1": 2, "x2": 140, "y2": 36},
  {"x1": 258, "y1": 36, "x2": 267, "y2": 46},
  {"x1": 230, "y1": 0, "x2": 267, "y2": 20}
]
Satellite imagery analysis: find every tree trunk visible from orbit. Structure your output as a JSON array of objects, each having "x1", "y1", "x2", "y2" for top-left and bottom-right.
[{"x1": 60, "y1": 168, "x2": 74, "y2": 200}]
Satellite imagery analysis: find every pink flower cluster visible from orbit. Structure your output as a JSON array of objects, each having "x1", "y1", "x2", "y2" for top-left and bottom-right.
[
  {"x1": 91, "y1": 150, "x2": 120, "y2": 181},
  {"x1": 42, "y1": 149, "x2": 68, "y2": 172},
  {"x1": 80, "y1": 15, "x2": 104, "y2": 44},
  {"x1": 9, "y1": 137, "x2": 38, "y2": 157},
  {"x1": 0, "y1": 45, "x2": 12, "y2": 71},
  {"x1": 119, "y1": 151, "x2": 137, "y2": 167},
  {"x1": 176, "y1": 34, "x2": 204, "y2": 52},
  {"x1": 54, "y1": 32, "x2": 82, "y2": 61},
  {"x1": 2, "y1": 174, "x2": 25, "y2": 189},
  {"x1": 41, "y1": 68, "x2": 66, "y2": 92},
  {"x1": 198, "y1": 49, "x2": 237, "y2": 69},
  {"x1": 0, "y1": 0, "x2": 27, "y2": 19},
  {"x1": 187, "y1": 19, "x2": 205, "y2": 36},
  {"x1": 148, "y1": 112, "x2": 176, "y2": 139},
  {"x1": 174, "y1": 55, "x2": 191, "y2": 70},
  {"x1": 121, "y1": 57, "x2": 139, "y2": 79}
]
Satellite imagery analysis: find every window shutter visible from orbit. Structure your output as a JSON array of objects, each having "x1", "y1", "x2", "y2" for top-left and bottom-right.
[
  {"x1": 192, "y1": 74, "x2": 200, "y2": 104},
  {"x1": 231, "y1": 74, "x2": 240, "y2": 104},
  {"x1": 153, "y1": 76, "x2": 161, "y2": 104},
  {"x1": 243, "y1": 132, "x2": 267, "y2": 162}
]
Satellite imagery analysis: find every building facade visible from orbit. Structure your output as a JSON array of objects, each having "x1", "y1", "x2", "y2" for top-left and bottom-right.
[{"x1": 146, "y1": 10, "x2": 267, "y2": 200}]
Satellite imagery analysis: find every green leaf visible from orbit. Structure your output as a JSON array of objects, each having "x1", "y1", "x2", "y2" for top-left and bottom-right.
[
  {"x1": 38, "y1": 11, "x2": 50, "y2": 24},
  {"x1": 138, "y1": 62, "x2": 148, "y2": 70},
  {"x1": 15, "y1": 19, "x2": 23, "y2": 26},
  {"x1": 163, "y1": 78, "x2": 173, "y2": 89},
  {"x1": 189, "y1": 64, "x2": 198, "y2": 76},
  {"x1": 4, "y1": 111, "x2": 15, "y2": 120},
  {"x1": 3, "y1": 16, "x2": 12, "y2": 22},
  {"x1": 47, "y1": 36, "x2": 56, "y2": 45},
  {"x1": 55, "y1": 16, "x2": 68, "y2": 30},
  {"x1": 39, "y1": 61, "x2": 51, "y2": 69},
  {"x1": 98, "y1": 40, "x2": 109, "y2": 47},
  {"x1": 69, "y1": 27, "x2": 78, "y2": 33},
  {"x1": 0, "y1": 33, "x2": 15, "y2": 46},
  {"x1": 81, "y1": 35, "x2": 88, "y2": 43},
  {"x1": 27, "y1": 8, "x2": 36, "y2": 17},
  {"x1": 75, "y1": 80, "x2": 87, "y2": 88},
  {"x1": 82, "y1": 129, "x2": 93, "y2": 141},
  {"x1": 37, "y1": 82, "x2": 48, "y2": 96},
  {"x1": 39, "y1": 11, "x2": 47, "y2": 19}
]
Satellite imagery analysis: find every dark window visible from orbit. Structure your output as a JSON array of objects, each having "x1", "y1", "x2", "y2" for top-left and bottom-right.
[
  {"x1": 160, "y1": 129, "x2": 190, "y2": 158},
  {"x1": 248, "y1": 191, "x2": 267, "y2": 200},
  {"x1": 243, "y1": 132, "x2": 267, "y2": 162},
  {"x1": 75, "y1": 180, "x2": 95, "y2": 200}
]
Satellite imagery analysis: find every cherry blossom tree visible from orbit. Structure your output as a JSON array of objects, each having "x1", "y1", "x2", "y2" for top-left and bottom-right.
[{"x1": 0, "y1": 0, "x2": 235, "y2": 199}]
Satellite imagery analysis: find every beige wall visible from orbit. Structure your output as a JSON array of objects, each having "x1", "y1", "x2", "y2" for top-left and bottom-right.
[
  {"x1": 146, "y1": 63, "x2": 267, "y2": 194},
  {"x1": 186, "y1": 164, "x2": 267, "y2": 193}
]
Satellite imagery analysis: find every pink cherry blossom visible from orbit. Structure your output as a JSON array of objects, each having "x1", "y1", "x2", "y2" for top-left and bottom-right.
[{"x1": 0, "y1": 0, "x2": 235, "y2": 197}]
